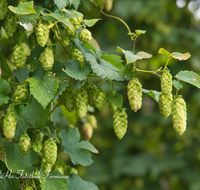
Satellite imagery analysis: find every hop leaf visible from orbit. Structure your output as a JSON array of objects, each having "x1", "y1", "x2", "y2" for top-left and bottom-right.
[
  {"x1": 4, "y1": 11, "x2": 17, "y2": 37},
  {"x1": 158, "y1": 92, "x2": 173, "y2": 119},
  {"x1": 161, "y1": 69, "x2": 172, "y2": 94},
  {"x1": 93, "y1": 88, "x2": 106, "y2": 111},
  {"x1": 18, "y1": 133, "x2": 31, "y2": 155},
  {"x1": 172, "y1": 95, "x2": 187, "y2": 135},
  {"x1": 15, "y1": 85, "x2": 28, "y2": 101},
  {"x1": 127, "y1": 78, "x2": 142, "y2": 112},
  {"x1": 107, "y1": 96, "x2": 118, "y2": 113},
  {"x1": 35, "y1": 21, "x2": 49, "y2": 47},
  {"x1": 0, "y1": 0, "x2": 8, "y2": 20},
  {"x1": 64, "y1": 85, "x2": 76, "y2": 112},
  {"x1": 78, "y1": 29, "x2": 92, "y2": 43},
  {"x1": 113, "y1": 108, "x2": 128, "y2": 140},
  {"x1": 39, "y1": 47, "x2": 54, "y2": 71},
  {"x1": 71, "y1": 47, "x2": 85, "y2": 69}
]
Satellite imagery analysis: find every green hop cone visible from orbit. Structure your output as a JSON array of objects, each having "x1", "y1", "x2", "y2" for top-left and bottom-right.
[
  {"x1": 4, "y1": 11, "x2": 17, "y2": 37},
  {"x1": 28, "y1": 33, "x2": 38, "y2": 49},
  {"x1": 79, "y1": 29, "x2": 92, "y2": 43},
  {"x1": 158, "y1": 92, "x2": 173, "y2": 119},
  {"x1": 69, "y1": 17, "x2": 81, "y2": 30},
  {"x1": 35, "y1": 21, "x2": 49, "y2": 47},
  {"x1": 53, "y1": 162, "x2": 65, "y2": 175},
  {"x1": 82, "y1": 122, "x2": 93, "y2": 141},
  {"x1": 161, "y1": 68, "x2": 172, "y2": 94},
  {"x1": 15, "y1": 85, "x2": 28, "y2": 101},
  {"x1": 64, "y1": 85, "x2": 76, "y2": 112},
  {"x1": 77, "y1": 16, "x2": 83, "y2": 24},
  {"x1": 172, "y1": 95, "x2": 187, "y2": 135},
  {"x1": 39, "y1": 47, "x2": 54, "y2": 71},
  {"x1": 113, "y1": 108, "x2": 128, "y2": 140},
  {"x1": 65, "y1": 26, "x2": 75, "y2": 36},
  {"x1": 71, "y1": 47, "x2": 85, "y2": 69},
  {"x1": 41, "y1": 157, "x2": 53, "y2": 175},
  {"x1": 107, "y1": 95, "x2": 118, "y2": 113},
  {"x1": 13, "y1": 44, "x2": 27, "y2": 69},
  {"x1": 0, "y1": 0, "x2": 8, "y2": 20},
  {"x1": 93, "y1": 88, "x2": 106, "y2": 111},
  {"x1": 18, "y1": 133, "x2": 31, "y2": 155},
  {"x1": 127, "y1": 78, "x2": 142, "y2": 112},
  {"x1": 75, "y1": 87, "x2": 88, "y2": 118},
  {"x1": 13, "y1": 24, "x2": 27, "y2": 43},
  {"x1": 31, "y1": 142, "x2": 43, "y2": 153},
  {"x1": 61, "y1": 35, "x2": 70, "y2": 49},
  {"x1": 68, "y1": 167, "x2": 78, "y2": 175},
  {"x1": 86, "y1": 114, "x2": 97, "y2": 128},
  {"x1": 34, "y1": 131, "x2": 44, "y2": 143},
  {"x1": 86, "y1": 83, "x2": 97, "y2": 107},
  {"x1": 3, "y1": 105, "x2": 17, "y2": 142},
  {"x1": 43, "y1": 138, "x2": 57, "y2": 165},
  {"x1": 24, "y1": 186, "x2": 33, "y2": 190}
]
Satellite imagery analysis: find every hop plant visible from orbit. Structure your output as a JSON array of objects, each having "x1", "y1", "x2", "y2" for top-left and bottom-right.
[
  {"x1": 61, "y1": 35, "x2": 70, "y2": 49},
  {"x1": 75, "y1": 87, "x2": 88, "y2": 118},
  {"x1": 64, "y1": 85, "x2": 76, "y2": 112},
  {"x1": 28, "y1": 33, "x2": 38, "y2": 49},
  {"x1": 39, "y1": 47, "x2": 54, "y2": 71},
  {"x1": 86, "y1": 114, "x2": 97, "y2": 128},
  {"x1": 24, "y1": 186, "x2": 33, "y2": 190},
  {"x1": 0, "y1": 0, "x2": 8, "y2": 20},
  {"x1": 43, "y1": 138, "x2": 57, "y2": 165},
  {"x1": 41, "y1": 157, "x2": 53, "y2": 175},
  {"x1": 93, "y1": 88, "x2": 106, "y2": 111},
  {"x1": 127, "y1": 78, "x2": 142, "y2": 112},
  {"x1": 79, "y1": 29, "x2": 92, "y2": 43},
  {"x1": 13, "y1": 24, "x2": 26, "y2": 43},
  {"x1": 13, "y1": 44, "x2": 27, "y2": 69},
  {"x1": 18, "y1": 133, "x2": 31, "y2": 155},
  {"x1": 158, "y1": 92, "x2": 173, "y2": 119},
  {"x1": 15, "y1": 85, "x2": 28, "y2": 101},
  {"x1": 3, "y1": 105, "x2": 17, "y2": 142},
  {"x1": 53, "y1": 162, "x2": 65, "y2": 175},
  {"x1": 31, "y1": 141, "x2": 43, "y2": 153},
  {"x1": 82, "y1": 122, "x2": 93, "y2": 141},
  {"x1": 161, "y1": 68, "x2": 172, "y2": 94},
  {"x1": 113, "y1": 108, "x2": 128, "y2": 140},
  {"x1": 65, "y1": 26, "x2": 75, "y2": 36},
  {"x1": 71, "y1": 47, "x2": 85, "y2": 69},
  {"x1": 172, "y1": 95, "x2": 187, "y2": 135},
  {"x1": 35, "y1": 21, "x2": 49, "y2": 47},
  {"x1": 4, "y1": 11, "x2": 17, "y2": 37}
]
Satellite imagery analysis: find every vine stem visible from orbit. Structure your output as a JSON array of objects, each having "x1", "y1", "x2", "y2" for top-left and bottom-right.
[
  {"x1": 50, "y1": 103, "x2": 60, "y2": 114},
  {"x1": 111, "y1": 80, "x2": 127, "y2": 88},
  {"x1": 163, "y1": 57, "x2": 172, "y2": 70},
  {"x1": 135, "y1": 67, "x2": 163, "y2": 77},
  {"x1": 98, "y1": 78, "x2": 108, "y2": 86}
]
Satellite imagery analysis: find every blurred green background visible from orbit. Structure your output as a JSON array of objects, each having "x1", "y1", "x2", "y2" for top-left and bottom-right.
[{"x1": 76, "y1": 0, "x2": 200, "y2": 190}]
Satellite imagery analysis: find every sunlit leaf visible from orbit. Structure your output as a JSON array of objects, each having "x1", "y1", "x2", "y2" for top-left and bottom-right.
[
  {"x1": 83, "y1": 19, "x2": 101, "y2": 27},
  {"x1": 9, "y1": 2, "x2": 36, "y2": 15},
  {"x1": 171, "y1": 52, "x2": 191, "y2": 61},
  {"x1": 173, "y1": 80, "x2": 183, "y2": 90},
  {"x1": 142, "y1": 89, "x2": 160, "y2": 102},
  {"x1": 158, "y1": 48, "x2": 171, "y2": 59}
]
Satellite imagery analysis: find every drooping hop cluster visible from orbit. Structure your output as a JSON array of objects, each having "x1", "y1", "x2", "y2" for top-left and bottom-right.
[
  {"x1": 43, "y1": 138, "x2": 57, "y2": 165},
  {"x1": 82, "y1": 122, "x2": 93, "y2": 141},
  {"x1": 75, "y1": 87, "x2": 88, "y2": 118},
  {"x1": 3, "y1": 105, "x2": 17, "y2": 141},
  {"x1": 127, "y1": 78, "x2": 142, "y2": 112},
  {"x1": 4, "y1": 11, "x2": 17, "y2": 36},
  {"x1": 39, "y1": 47, "x2": 54, "y2": 71},
  {"x1": 0, "y1": 0, "x2": 8, "y2": 20},
  {"x1": 158, "y1": 92, "x2": 173, "y2": 119},
  {"x1": 14, "y1": 85, "x2": 28, "y2": 101},
  {"x1": 28, "y1": 33, "x2": 38, "y2": 49},
  {"x1": 113, "y1": 108, "x2": 128, "y2": 140},
  {"x1": 53, "y1": 162, "x2": 65, "y2": 175},
  {"x1": 172, "y1": 95, "x2": 187, "y2": 135},
  {"x1": 160, "y1": 68, "x2": 172, "y2": 94},
  {"x1": 69, "y1": 16, "x2": 83, "y2": 30},
  {"x1": 13, "y1": 24, "x2": 26, "y2": 43},
  {"x1": 93, "y1": 88, "x2": 106, "y2": 111},
  {"x1": 79, "y1": 29, "x2": 92, "y2": 43},
  {"x1": 35, "y1": 21, "x2": 49, "y2": 47},
  {"x1": 64, "y1": 85, "x2": 76, "y2": 112},
  {"x1": 61, "y1": 35, "x2": 70, "y2": 49},
  {"x1": 13, "y1": 44, "x2": 27, "y2": 69},
  {"x1": 18, "y1": 133, "x2": 31, "y2": 155},
  {"x1": 41, "y1": 157, "x2": 53, "y2": 175},
  {"x1": 65, "y1": 26, "x2": 75, "y2": 36},
  {"x1": 31, "y1": 142, "x2": 43, "y2": 153},
  {"x1": 24, "y1": 186, "x2": 33, "y2": 190},
  {"x1": 71, "y1": 47, "x2": 85, "y2": 69}
]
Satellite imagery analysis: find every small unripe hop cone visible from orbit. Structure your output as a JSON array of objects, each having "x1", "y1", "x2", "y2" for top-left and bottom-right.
[
  {"x1": 79, "y1": 29, "x2": 92, "y2": 43},
  {"x1": 15, "y1": 85, "x2": 28, "y2": 101},
  {"x1": 172, "y1": 95, "x2": 187, "y2": 135},
  {"x1": 93, "y1": 88, "x2": 106, "y2": 111},
  {"x1": 71, "y1": 47, "x2": 85, "y2": 69},
  {"x1": 64, "y1": 85, "x2": 76, "y2": 112},
  {"x1": 18, "y1": 133, "x2": 31, "y2": 155},
  {"x1": 161, "y1": 69, "x2": 172, "y2": 94},
  {"x1": 35, "y1": 21, "x2": 49, "y2": 47},
  {"x1": 82, "y1": 122, "x2": 93, "y2": 141},
  {"x1": 39, "y1": 47, "x2": 54, "y2": 71},
  {"x1": 4, "y1": 11, "x2": 17, "y2": 37}
]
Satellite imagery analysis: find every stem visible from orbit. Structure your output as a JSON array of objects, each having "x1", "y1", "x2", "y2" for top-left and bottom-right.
[
  {"x1": 163, "y1": 57, "x2": 171, "y2": 70},
  {"x1": 50, "y1": 103, "x2": 60, "y2": 114},
  {"x1": 135, "y1": 67, "x2": 163, "y2": 76},
  {"x1": 98, "y1": 78, "x2": 108, "y2": 86},
  {"x1": 50, "y1": 102, "x2": 53, "y2": 121},
  {"x1": 111, "y1": 81, "x2": 127, "y2": 88},
  {"x1": 44, "y1": 8, "x2": 52, "y2": 13},
  {"x1": 6, "y1": 80, "x2": 20, "y2": 85},
  {"x1": 4, "y1": 155, "x2": 12, "y2": 172},
  {"x1": 109, "y1": 80, "x2": 113, "y2": 92}
]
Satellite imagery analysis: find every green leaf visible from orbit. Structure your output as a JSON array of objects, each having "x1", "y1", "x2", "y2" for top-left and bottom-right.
[
  {"x1": 42, "y1": 121, "x2": 59, "y2": 142},
  {"x1": 101, "y1": 54, "x2": 124, "y2": 69},
  {"x1": 72, "y1": 0, "x2": 81, "y2": 10},
  {"x1": 175, "y1": 70, "x2": 200, "y2": 89},
  {"x1": 116, "y1": 47, "x2": 152, "y2": 64},
  {"x1": 158, "y1": 48, "x2": 171, "y2": 59},
  {"x1": 94, "y1": 0, "x2": 103, "y2": 9},
  {"x1": 173, "y1": 80, "x2": 183, "y2": 90},
  {"x1": 6, "y1": 143, "x2": 37, "y2": 174},
  {"x1": 59, "y1": 128, "x2": 98, "y2": 166},
  {"x1": 0, "y1": 79, "x2": 11, "y2": 106},
  {"x1": 22, "y1": 98, "x2": 50, "y2": 130},
  {"x1": 82, "y1": 0, "x2": 90, "y2": 9},
  {"x1": 135, "y1": 29, "x2": 146, "y2": 35},
  {"x1": 142, "y1": 89, "x2": 160, "y2": 102},
  {"x1": 54, "y1": 0, "x2": 67, "y2": 10},
  {"x1": 0, "y1": 52, "x2": 12, "y2": 78},
  {"x1": 67, "y1": 173, "x2": 99, "y2": 190},
  {"x1": 53, "y1": 82, "x2": 69, "y2": 102},
  {"x1": 83, "y1": 19, "x2": 101, "y2": 27},
  {"x1": 27, "y1": 75, "x2": 59, "y2": 109},
  {"x1": 0, "y1": 174, "x2": 20, "y2": 190},
  {"x1": 14, "y1": 120, "x2": 27, "y2": 142},
  {"x1": 63, "y1": 60, "x2": 91, "y2": 80},
  {"x1": 12, "y1": 66, "x2": 30, "y2": 83},
  {"x1": 108, "y1": 93, "x2": 123, "y2": 109},
  {"x1": 9, "y1": 1, "x2": 36, "y2": 15},
  {"x1": 60, "y1": 105, "x2": 77, "y2": 125}
]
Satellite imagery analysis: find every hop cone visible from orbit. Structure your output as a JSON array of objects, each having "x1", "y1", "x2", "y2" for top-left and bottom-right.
[
  {"x1": 71, "y1": 47, "x2": 85, "y2": 69},
  {"x1": 64, "y1": 85, "x2": 76, "y2": 112},
  {"x1": 77, "y1": 16, "x2": 83, "y2": 23},
  {"x1": 3, "y1": 106, "x2": 17, "y2": 141},
  {"x1": 172, "y1": 95, "x2": 187, "y2": 135},
  {"x1": 53, "y1": 162, "x2": 65, "y2": 175},
  {"x1": 69, "y1": 17, "x2": 81, "y2": 30},
  {"x1": 79, "y1": 29, "x2": 92, "y2": 43},
  {"x1": 61, "y1": 35, "x2": 70, "y2": 49},
  {"x1": 31, "y1": 142, "x2": 43, "y2": 153},
  {"x1": 18, "y1": 133, "x2": 31, "y2": 155},
  {"x1": 13, "y1": 44, "x2": 27, "y2": 69},
  {"x1": 113, "y1": 108, "x2": 128, "y2": 140},
  {"x1": 68, "y1": 167, "x2": 78, "y2": 175},
  {"x1": 0, "y1": 0, "x2": 8, "y2": 20},
  {"x1": 34, "y1": 131, "x2": 44, "y2": 143},
  {"x1": 43, "y1": 138, "x2": 57, "y2": 165},
  {"x1": 161, "y1": 69, "x2": 172, "y2": 94},
  {"x1": 35, "y1": 22, "x2": 49, "y2": 47},
  {"x1": 24, "y1": 186, "x2": 33, "y2": 190},
  {"x1": 82, "y1": 122, "x2": 93, "y2": 141},
  {"x1": 39, "y1": 47, "x2": 54, "y2": 71},
  {"x1": 65, "y1": 26, "x2": 75, "y2": 36},
  {"x1": 158, "y1": 92, "x2": 173, "y2": 119},
  {"x1": 86, "y1": 114, "x2": 97, "y2": 128},
  {"x1": 13, "y1": 24, "x2": 26, "y2": 43},
  {"x1": 107, "y1": 95, "x2": 117, "y2": 113},
  {"x1": 28, "y1": 33, "x2": 38, "y2": 49},
  {"x1": 15, "y1": 85, "x2": 28, "y2": 101},
  {"x1": 4, "y1": 11, "x2": 17, "y2": 36},
  {"x1": 86, "y1": 83, "x2": 97, "y2": 107},
  {"x1": 127, "y1": 78, "x2": 142, "y2": 112},
  {"x1": 93, "y1": 88, "x2": 106, "y2": 111},
  {"x1": 41, "y1": 157, "x2": 53, "y2": 175},
  {"x1": 75, "y1": 87, "x2": 88, "y2": 118}
]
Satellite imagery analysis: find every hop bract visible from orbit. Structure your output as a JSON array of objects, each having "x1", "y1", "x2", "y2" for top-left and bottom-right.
[
  {"x1": 79, "y1": 29, "x2": 92, "y2": 43},
  {"x1": 39, "y1": 47, "x2": 54, "y2": 71},
  {"x1": 18, "y1": 133, "x2": 31, "y2": 155},
  {"x1": 35, "y1": 21, "x2": 49, "y2": 47},
  {"x1": 15, "y1": 85, "x2": 28, "y2": 101},
  {"x1": 0, "y1": 0, "x2": 8, "y2": 20},
  {"x1": 13, "y1": 44, "x2": 27, "y2": 69}
]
